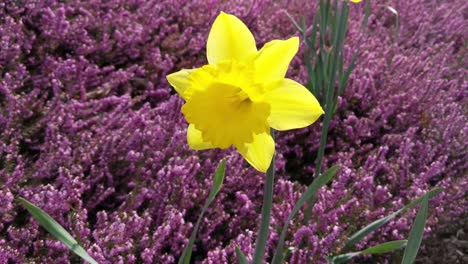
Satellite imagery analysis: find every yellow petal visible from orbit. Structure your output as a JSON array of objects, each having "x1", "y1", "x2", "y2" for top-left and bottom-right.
[
  {"x1": 187, "y1": 124, "x2": 213, "y2": 150},
  {"x1": 349, "y1": 0, "x2": 362, "y2": 3},
  {"x1": 166, "y1": 69, "x2": 194, "y2": 99},
  {"x1": 207, "y1": 12, "x2": 257, "y2": 65},
  {"x1": 254, "y1": 37, "x2": 299, "y2": 83},
  {"x1": 265, "y1": 79, "x2": 324, "y2": 130},
  {"x1": 235, "y1": 130, "x2": 274, "y2": 172}
]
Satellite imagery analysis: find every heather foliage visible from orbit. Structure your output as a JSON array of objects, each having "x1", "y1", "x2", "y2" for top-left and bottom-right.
[{"x1": 0, "y1": 0, "x2": 466, "y2": 263}]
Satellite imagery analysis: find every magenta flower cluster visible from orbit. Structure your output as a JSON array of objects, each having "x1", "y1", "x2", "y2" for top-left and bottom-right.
[{"x1": 0, "y1": 0, "x2": 466, "y2": 263}]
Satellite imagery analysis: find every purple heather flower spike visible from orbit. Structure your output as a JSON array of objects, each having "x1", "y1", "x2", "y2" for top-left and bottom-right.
[{"x1": 0, "y1": 0, "x2": 466, "y2": 263}]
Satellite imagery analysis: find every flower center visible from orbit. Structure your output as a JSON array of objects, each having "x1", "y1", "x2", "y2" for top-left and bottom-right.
[{"x1": 182, "y1": 64, "x2": 270, "y2": 149}]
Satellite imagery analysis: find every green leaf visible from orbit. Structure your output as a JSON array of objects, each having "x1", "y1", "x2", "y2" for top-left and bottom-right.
[
  {"x1": 17, "y1": 197, "x2": 98, "y2": 264},
  {"x1": 344, "y1": 188, "x2": 442, "y2": 250},
  {"x1": 401, "y1": 196, "x2": 429, "y2": 264},
  {"x1": 345, "y1": 214, "x2": 394, "y2": 251},
  {"x1": 327, "y1": 240, "x2": 407, "y2": 264},
  {"x1": 235, "y1": 246, "x2": 249, "y2": 264},
  {"x1": 271, "y1": 166, "x2": 339, "y2": 264},
  {"x1": 361, "y1": 240, "x2": 407, "y2": 254},
  {"x1": 326, "y1": 253, "x2": 359, "y2": 264},
  {"x1": 338, "y1": 52, "x2": 358, "y2": 97},
  {"x1": 362, "y1": 0, "x2": 371, "y2": 33},
  {"x1": 401, "y1": 188, "x2": 441, "y2": 212},
  {"x1": 207, "y1": 159, "x2": 226, "y2": 204},
  {"x1": 178, "y1": 159, "x2": 226, "y2": 264},
  {"x1": 283, "y1": 10, "x2": 303, "y2": 34}
]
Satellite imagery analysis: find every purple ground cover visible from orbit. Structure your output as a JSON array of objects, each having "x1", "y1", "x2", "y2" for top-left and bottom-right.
[{"x1": 0, "y1": 0, "x2": 466, "y2": 263}]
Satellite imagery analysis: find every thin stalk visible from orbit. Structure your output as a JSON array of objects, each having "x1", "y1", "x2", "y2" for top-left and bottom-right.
[
  {"x1": 314, "y1": 109, "x2": 333, "y2": 180},
  {"x1": 305, "y1": 1, "x2": 349, "y2": 223},
  {"x1": 252, "y1": 130, "x2": 276, "y2": 264},
  {"x1": 303, "y1": 108, "x2": 333, "y2": 222},
  {"x1": 317, "y1": 0, "x2": 348, "y2": 183}
]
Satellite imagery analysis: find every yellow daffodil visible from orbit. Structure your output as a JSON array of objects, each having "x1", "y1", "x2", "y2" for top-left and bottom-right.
[
  {"x1": 167, "y1": 12, "x2": 323, "y2": 172},
  {"x1": 349, "y1": 0, "x2": 362, "y2": 3}
]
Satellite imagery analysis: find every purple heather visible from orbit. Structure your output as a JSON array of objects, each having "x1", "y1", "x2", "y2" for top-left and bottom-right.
[{"x1": 0, "y1": 0, "x2": 466, "y2": 263}]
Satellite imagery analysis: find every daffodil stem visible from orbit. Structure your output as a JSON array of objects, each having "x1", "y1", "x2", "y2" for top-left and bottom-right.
[
  {"x1": 303, "y1": 0, "x2": 349, "y2": 224},
  {"x1": 253, "y1": 130, "x2": 275, "y2": 264},
  {"x1": 303, "y1": 108, "x2": 333, "y2": 223},
  {"x1": 316, "y1": 112, "x2": 332, "y2": 174}
]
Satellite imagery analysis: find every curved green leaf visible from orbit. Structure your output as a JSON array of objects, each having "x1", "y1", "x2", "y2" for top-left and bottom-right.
[
  {"x1": 401, "y1": 196, "x2": 429, "y2": 264},
  {"x1": 272, "y1": 165, "x2": 340, "y2": 264},
  {"x1": 178, "y1": 159, "x2": 226, "y2": 264},
  {"x1": 327, "y1": 240, "x2": 407, "y2": 264},
  {"x1": 344, "y1": 187, "x2": 442, "y2": 250},
  {"x1": 18, "y1": 197, "x2": 98, "y2": 264},
  {"x1": 235, "y1": 246, "x2": 249, "y2": 264},
  {"x1": 361, "y1": 240, "x2": 407, "y2": 254}
]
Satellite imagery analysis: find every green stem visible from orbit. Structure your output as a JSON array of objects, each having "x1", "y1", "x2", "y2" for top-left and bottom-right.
[
  {"x1": 303, "y1": 109, "x2": 332, "y2": 222},
  {"x1": 252, "y1": 130, "x2": 276, "y2": 264},
  {"x1": 314, "y1": 110, "x2": 333, "y2": 177},
  {"x1": 305, "y1": 1, "x2": 349, "y2": 223}
]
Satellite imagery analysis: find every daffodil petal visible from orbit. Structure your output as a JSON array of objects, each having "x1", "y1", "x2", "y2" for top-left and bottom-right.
[
  {"x1": 207, "y1": 12, "x2": 257, "y2": 65},
  {"x1": 166, "y1": 69, "x2": 194, "y2": 99},
  {"x1": 236, "y1": 131, "x2": 274, "y2": 172},
  {"x1": 265, "y1": 78, "x2": 324, "y2": 130},
  {"x1": 254, "y1": 37, "x2": 299, "y2": 83},
  {"x1": 187, "y1": 124, "x2": 213, "y2": 150}
]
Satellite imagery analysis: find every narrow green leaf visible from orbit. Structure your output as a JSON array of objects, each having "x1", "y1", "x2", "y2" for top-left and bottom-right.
[
  {"x1": 345, "y1": 214, "x2": 395, "y2": 250},
  {"x1": 283, "y1": 10, "x2": 303, "y2": 34},
  {"x1": 330, "y1": 0, "x2": 339, "y2": 44},
  {"x1": 326, "y1": 253, "x2": 360, "y2": 264},
  {"x1": 344, "y1": 188, "x2": 442, "y2": 250},
  {"x1": 328, "y1": 240, "x2": 407, "y2": 264},
  {"x1": 361, "y1": 240, "x2": 407, "y2": 254},
  {"x1": 338, "y1": 52, "x2": 358, "y2": 97},
  {"x1": 235, "y1": 246, "x2": 249, "y2": 264},
  {"x1": 207, "y1": 159, "x2": 226, "y2": 204},
  {"x1": 316, "y1": 60, "x2": 325, "y2": 105},
  {"x1": 178, "y1": 159, "x2": 226, "y2": 264},
  {"x1": 271, "y1": 166, "x2": 339, "y2": 264},
  {"x1": 308, "y1": 14, "x2": 318, "y2": 53},
  {"x1": 318, "y1": 0, "x2": 327, "y2": 57},
  {"x1": 401, "y1": 196, "x2": 429, "y2": 264},
  {"x1": 17, "y1": 197, "x2": 98, "y2": 264},
  {"x1": 401, "y1": 188, "x2": 441, "y2": 213},
  {"x1": 362, "y1": 0, "x2": 371, "y2": 33}
]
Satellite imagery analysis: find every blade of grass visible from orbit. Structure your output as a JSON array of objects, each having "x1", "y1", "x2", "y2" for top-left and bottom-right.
[
  {"x1": 308, "y1": 14, "x2": 319, "y2": 62},
  {"x1": 327, "y1": 240, "x2": 407, "y2": 264},
  {"x1": 282, "y1": 10, "x2": 303, "y2": 34},
  {"x1": 361, "y1": 240, "x2": 408, "y2": 254},
  {"x1": 235, "y1": 246, "x2": 249, "y2": 264},
  {"x1": 362, "y1": 0, "x2": 371, "y2": 33},
  {"x1": 271, "y1": 166, "x2": 340, "y2": 264},
  {"x1": 401, "y1": 196, "x2": 429, "y2": 264},
  {"x1": 344, "y1": 187, "x2": 442, "y2": 250},
  {"x1": 306, "y1": 2, "x2": 349, "y2": 225},
  {"x1": 338, "y1": 52, "x2": 358, "y2": 96},
  {"x1": 325, "y1": 253, "x2": 359, "y2": 264},
  {"x1": 178, "y1": 159, "x2": 226, "y2": 264},
  {"x1": 17, "y1": 197, "x2": 98, "y2": 264}
]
